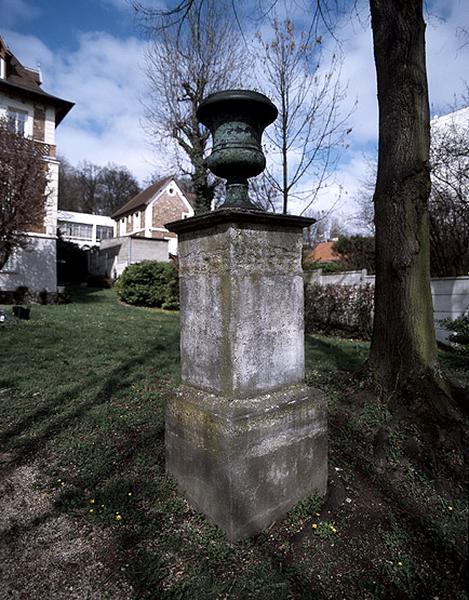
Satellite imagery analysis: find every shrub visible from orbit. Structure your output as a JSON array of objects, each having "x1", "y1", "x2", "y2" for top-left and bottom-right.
[
  {"x1": 303, "y1": 260, "x2": 346, "y2": 273},
  {"x1": 440, "y1": 311, "x2": 469, "y2": 354},
  {"x1": 115, "y1": 261, "x2": 179, "y2": 310},
  {"x1": 305, "y1": 282, "x2": 374, "y2": 339}
]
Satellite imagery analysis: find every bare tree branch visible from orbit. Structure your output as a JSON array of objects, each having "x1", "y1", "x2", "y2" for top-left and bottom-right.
[
  {"x1": 0, "y1": 119, "x2": 49, "y2": 269},
  {"x1": 140, "y1": 0, "x2": 249, "y2": 212}
]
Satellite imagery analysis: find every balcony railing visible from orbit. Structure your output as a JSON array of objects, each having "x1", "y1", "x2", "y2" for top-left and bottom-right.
[{"x1": 34, "y1": 141, "x2": 56, "y2": 158}]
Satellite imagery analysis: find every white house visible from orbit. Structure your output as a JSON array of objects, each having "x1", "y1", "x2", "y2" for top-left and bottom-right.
[
  {"x1": 57, "y1": 210, "x2": 115, "y2": 249},
  {"x1": 112, "y1": 177, "x2": 195, "y2": 256},
  {"x1": 0, "y1": 37, "x2": 73, "y2": 297}
]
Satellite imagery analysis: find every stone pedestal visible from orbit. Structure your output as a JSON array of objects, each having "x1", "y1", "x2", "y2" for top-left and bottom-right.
[{"x1": 166, "y1": 209, "x2": 327, "y2": 540}]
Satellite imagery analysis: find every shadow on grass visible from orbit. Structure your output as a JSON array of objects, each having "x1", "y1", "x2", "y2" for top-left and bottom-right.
[
  {"x1": 305, "y1": 334, "x2": 368, "y2": 373},
  {"x1": 70, "y1": 285, "x2": 116, "y2": 303},
  {"x1": 0, "y1": 341, "x2": 167, "y2": 474}
]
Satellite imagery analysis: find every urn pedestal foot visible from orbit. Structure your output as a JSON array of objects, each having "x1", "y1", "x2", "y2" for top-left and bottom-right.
[{"x1": 166, "y1": 384, "x2": 328, "y2": 541}]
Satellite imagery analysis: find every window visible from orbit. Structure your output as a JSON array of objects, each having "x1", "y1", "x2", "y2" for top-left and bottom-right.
[
  {"x1": 58, "y1": 221, "x2": 93, "y2": 240},
  {"x1": 0, "y1": 57, "x2": 6, "y2": 79},
  {"x1": 7, "y1": 108, "x2": 27, "y2": 136},
  {"x1": 96, "y1": 225, "x2": 113, "y2": 241}
]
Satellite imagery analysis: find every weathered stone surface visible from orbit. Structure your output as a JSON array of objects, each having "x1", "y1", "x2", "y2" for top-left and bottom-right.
[
  {"x1": 165, "y1": 209, "x2": 328, "y2": 540},
  {"x1": 177, "y1": 221, "x2": 306, "y2": 397},
  {"x1": 166, "y1": 384, "x2": 328, "y2": 540}
]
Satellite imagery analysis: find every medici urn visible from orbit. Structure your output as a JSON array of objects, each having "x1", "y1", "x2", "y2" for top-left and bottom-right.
[
  {"x1": 196, "y1": 89, "x2": 278, "y2": 209},
  {"x1": 165, "y1": 89, "x2": 327, "y2": 541}
]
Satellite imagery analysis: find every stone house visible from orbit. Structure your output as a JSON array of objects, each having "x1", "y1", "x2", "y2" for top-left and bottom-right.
[
  {"x1": 111, "y1": 177, "x2": 195, "y2": 256},
  {"x1": 0, "y1": 37, "x2": 73, "y2": 297}
]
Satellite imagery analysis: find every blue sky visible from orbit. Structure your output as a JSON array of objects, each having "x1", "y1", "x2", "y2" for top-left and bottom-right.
[{"x1": 1, "y1": 0, "x2": 467, "y2": 221}]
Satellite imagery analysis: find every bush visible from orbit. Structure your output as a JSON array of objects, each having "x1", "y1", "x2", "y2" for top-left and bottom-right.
[
  {"x1": 440, "y1": 311, "x2": 469, "y2": 353},
  {"x1": 305, "y1": 282, "x2": 374, "y2": 339},
  {"x1": 115, "y1": 261, "x2": 179, "y2": 310},
  {"x1": 302, "y1": 260, "x2": 346, "y2": 273}
]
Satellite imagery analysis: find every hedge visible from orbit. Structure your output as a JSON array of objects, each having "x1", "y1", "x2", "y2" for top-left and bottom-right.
[{"x1": 305, "y1": 282, "x2": 374, "y2": 339}]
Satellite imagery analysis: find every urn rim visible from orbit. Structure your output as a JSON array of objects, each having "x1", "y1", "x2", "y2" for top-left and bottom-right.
[{"x1": 197, "y1": 89, "x2": 278, "y2": 126}]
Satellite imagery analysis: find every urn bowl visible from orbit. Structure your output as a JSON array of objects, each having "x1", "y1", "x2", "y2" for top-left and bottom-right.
[{"x1": 197, "y1": 90, "x2": 278, "y2": 208}]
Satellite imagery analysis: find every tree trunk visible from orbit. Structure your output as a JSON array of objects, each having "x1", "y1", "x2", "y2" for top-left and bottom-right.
[{"x1": 368, "y1": 0, "x2": 439, "y2": 392}]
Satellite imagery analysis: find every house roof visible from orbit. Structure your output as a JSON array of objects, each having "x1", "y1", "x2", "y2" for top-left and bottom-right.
[
  {"x1": 112, "y1": 177, "x2": 195, "y2": 219},
  {"x1": 306, "y1": 241, "x2": 341, "y2": 263},
  {"x1": 112, "y1": 177, "x2": 173, "y2": 219},
  {"x1": 0, "y1": 37, "x2": 74, "y2": 125}
]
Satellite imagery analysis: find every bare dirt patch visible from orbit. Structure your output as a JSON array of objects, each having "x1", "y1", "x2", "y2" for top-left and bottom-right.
[{"x1": 0, "y1": 461, "x2": 133, "y2": 600}]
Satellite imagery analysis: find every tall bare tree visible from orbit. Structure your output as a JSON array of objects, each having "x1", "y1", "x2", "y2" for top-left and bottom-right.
[
  {"x1": 141, "y1": 0, "x2": 248, "y2": 212},
  {"x1": 429, "y1": 108, "x2": 469, "y2": 277},
  {"x1": 58, "y1": 160, "x2": 141, "y2": 215},
  {"x1": 354, "y1": 108, "x2": 469, "y2": 277},
  {"x1": 0, "y1": 120, "x2": 48, "y2": 270},
  {"x1": 248, "y1": 173, "x2": 282, "y2": 212},
  {"x1": 140, "y1": 0, "x2": 466, "y2": 424},
  {"x1": 256, "y1": 17, "x2": 352, "y2": 215}
]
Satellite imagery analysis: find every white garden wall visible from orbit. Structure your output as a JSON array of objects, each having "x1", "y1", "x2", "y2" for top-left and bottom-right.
[{"x1": 305, "y1": 269, "x2": 469, "y2": 343}]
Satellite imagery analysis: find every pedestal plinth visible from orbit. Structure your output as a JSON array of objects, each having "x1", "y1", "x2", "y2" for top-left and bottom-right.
[{"x1": 165, "y1": 209, "x2": 328, "y2": 540}]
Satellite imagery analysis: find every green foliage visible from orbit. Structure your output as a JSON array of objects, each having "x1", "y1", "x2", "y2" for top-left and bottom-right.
[
  {"x1": 305, "y1": 282, "x2": 374, "y2": 339},
  {"x1": 287, "y1": 491, "x2": 321, "y2": 525},
  {"x1": 303, "y1": 260, "x2": 346, "y2": 273},
  {"x1": 332, "y1": 235, "x2": 375, "y2": 273},
  {"x1": 115, "y1": 261, "x2": 179, "y2": 309},
  {"x1": 440, "y1": 310, "x2": 469, "y2": 353},
  {"x1": 0, "y1": 290, "x2": 466, "y2": 599}
]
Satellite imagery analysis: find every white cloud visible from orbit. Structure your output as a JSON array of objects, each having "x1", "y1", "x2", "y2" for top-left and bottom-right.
[
  {"x1": 426, "y1": 0, "x2": 469, "y2": 112},
  {"x1": 2, "y1": 30, "x2": 165, "y2": 182},
  {"x1": 0, "y1": 0, "x2": 466, "y2": 206},
  {"x1": 99, "y1": 0, "x2": 132, "y2": 10},
  {"x1": 0, "y1": 0, "x2": 40, "y2": 28},
  {"x1": 285, "y1": 0, "x2": 468, "y2": 222}
]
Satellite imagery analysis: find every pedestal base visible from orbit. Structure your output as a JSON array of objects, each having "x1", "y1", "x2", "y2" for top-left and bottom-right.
[{"x1": 166, "y1": 384, "x2": 328, "y2": 540}]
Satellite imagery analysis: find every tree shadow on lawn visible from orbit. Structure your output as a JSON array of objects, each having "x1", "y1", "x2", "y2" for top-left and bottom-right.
[
  {"x1": 305, "y1": 334, "x2": 368, "y2": 374},
  {"x1": 0, "y1": 340, "x2": 171, "y2": 476},
  {"x1": 70, "y1": 285, "x2": 115, "y2": 303},
  {"x1": 247, "y1": 407, "x2": 467, "y2": 600}
]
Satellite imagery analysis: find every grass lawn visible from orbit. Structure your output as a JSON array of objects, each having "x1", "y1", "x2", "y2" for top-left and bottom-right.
[{"x1": 0, "y1": 288, "x2": 467, "y2": 599}]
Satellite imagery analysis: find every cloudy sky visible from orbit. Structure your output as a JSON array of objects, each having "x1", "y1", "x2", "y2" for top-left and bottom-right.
[{"x1": 1, "y1": 0, "x2": 467, "y2": 222}]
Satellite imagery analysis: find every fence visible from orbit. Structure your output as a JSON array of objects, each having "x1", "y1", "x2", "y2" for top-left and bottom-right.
[{"x1": 304, "y1": 269, "x2": 469, "y2": 343}]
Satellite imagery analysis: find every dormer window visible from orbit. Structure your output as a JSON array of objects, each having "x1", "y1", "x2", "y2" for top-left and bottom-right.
[
  {"x1": 7, "y1": 108, "x2": 27, "y2": 136},
  {"x1": 0, "y1": 57, "x2": 6, "y2": 79}
]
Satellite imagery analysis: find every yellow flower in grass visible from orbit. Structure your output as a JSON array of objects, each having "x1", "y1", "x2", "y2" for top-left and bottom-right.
[
  {"x1": 312, "y1": 523, "x2": 318, "y2": 529},
  {"x1": 89, "y1": 499, "x2": 95, "y2": 504},
  {"x1": 89, "y1": 509, "x2": 94, "y2": 513},
  {"x1": 448, "y1": 506, "x2": 453, "y2": 512},
  {"x1": 115, "y1": 514, "x2": 123, "y2": 521}
]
